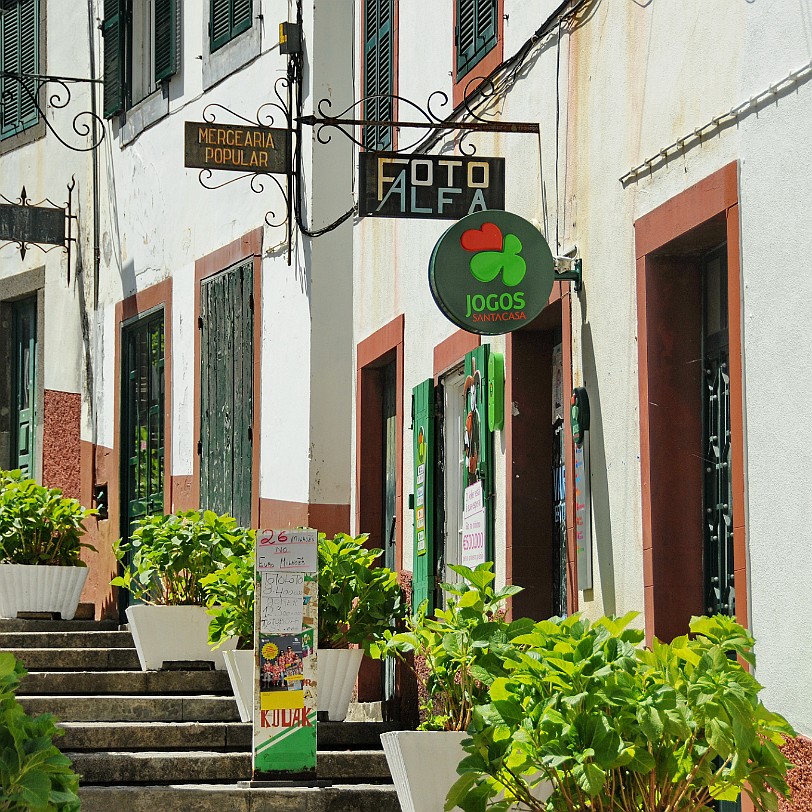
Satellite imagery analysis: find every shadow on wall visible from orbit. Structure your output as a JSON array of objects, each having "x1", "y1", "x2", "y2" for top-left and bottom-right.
[{"x1": 580, "y1": 320, "x2": 617, "y2": 616}]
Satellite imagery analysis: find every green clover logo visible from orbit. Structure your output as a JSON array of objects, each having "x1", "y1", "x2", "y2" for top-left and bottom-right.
[{"x1": 460, "y1": 224, "x2": 527, "y2": 287}]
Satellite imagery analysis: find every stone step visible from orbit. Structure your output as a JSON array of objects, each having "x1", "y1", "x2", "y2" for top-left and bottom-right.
[
  {"x1": 59, "y1": 720, "x2": 396, "y2": 751},
  {"x1": 0, "y1": 630, "x2": 134, "y2": 649},
  {"x1": 8, "y1": 647, "x2": 141, "y2": 671},
  {"x1": 20, "y1": 694, "x2": 240, "y2": 722},
  {"x1": 79, "y1": 783, "x2": 400, "y2": 812},
  {"x1": 0, "y1": 619, "x2": 119, "y2": 633},
  {"x1": 59, "y1": 721, "x2": 251, "y2": 751},
  {"x1": 69, "y1": 749, "x2": 391, "y2": 785},
  {"x1": 19, "y1": 669, "x2": 232, "y2": 695}
]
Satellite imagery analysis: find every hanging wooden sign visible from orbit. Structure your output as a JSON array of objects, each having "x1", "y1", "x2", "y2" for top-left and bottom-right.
[
  {"x1": 184, "y1": 122, "x2": 290, "y2": 174},
  {"x1": 359, "y1": 152, "x2": 505, "y2": 219},
  {"x1": 0, "y1": 204, "x2": 65, "y2": 246},
  {"x1": 253, "y1": 529, "x2": 318, "y2": 781}
]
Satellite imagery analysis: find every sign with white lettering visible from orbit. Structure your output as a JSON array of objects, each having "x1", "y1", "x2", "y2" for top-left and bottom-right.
[
  {"x1": 184, "y1": 121, "x2": 290, "y2": 174},
  {"x1": 359, "y1": 152, "x2": 504, "y2": 219},
  {"x1": 253, "y1": 530, "x2": 318, "y2": 781}
]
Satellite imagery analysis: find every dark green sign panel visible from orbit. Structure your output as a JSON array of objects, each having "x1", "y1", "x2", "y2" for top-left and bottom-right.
[{"x1": 428, "y1": 210, "x2": 555, "y2": 335}]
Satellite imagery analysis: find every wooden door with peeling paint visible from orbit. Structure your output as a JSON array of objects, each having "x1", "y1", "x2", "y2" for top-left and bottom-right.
[{"x1": 199, "y1": 261, "x2": 254, "y2": 527}]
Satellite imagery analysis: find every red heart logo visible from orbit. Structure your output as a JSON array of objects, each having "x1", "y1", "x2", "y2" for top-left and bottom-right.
[{"x1": 460, "y1": 222, "x2": 502, "y2": 253}]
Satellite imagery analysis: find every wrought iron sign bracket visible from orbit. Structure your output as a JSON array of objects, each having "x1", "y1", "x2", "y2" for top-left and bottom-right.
[
  {"x1": 554, "y1": 256, "x2": 582, "y2": 293},
  {"x1": 298, "y1": 80, "x2": 540, "y2": 156},
  {"x1": 189, "y1": 76, "x2": 294, "y2": 262},
  {"x1": 0, "y1": 72, "x2": 105, "y2": 152},
  {"x1": 0, "y1": 178, "x2": 77, "y2": 282}
]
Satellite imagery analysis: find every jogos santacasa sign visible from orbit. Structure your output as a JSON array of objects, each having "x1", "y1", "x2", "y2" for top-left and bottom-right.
[{"x1": 429, "y1": 210, "x2": 555, "y2": 335}]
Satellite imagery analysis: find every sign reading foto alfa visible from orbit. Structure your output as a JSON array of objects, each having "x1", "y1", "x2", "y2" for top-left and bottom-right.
[
  {"x1": 359, "y1": 152, "x2": 505, "y2": 219},
  {"x1": 429, "y1": 210, "x2": 555, "y2": 335},
  {"x1": 184, "y1": 121, "x2": 290, "y2": 174}
]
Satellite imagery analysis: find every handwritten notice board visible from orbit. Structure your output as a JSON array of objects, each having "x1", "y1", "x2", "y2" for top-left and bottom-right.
[{"x1": 253, "y1": 529, "x2": 318, "y2": 781}]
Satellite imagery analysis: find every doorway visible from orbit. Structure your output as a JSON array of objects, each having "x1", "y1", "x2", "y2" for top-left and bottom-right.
[
  {"x1": 120, "y1": 309, "x2": 165, "y2": 610},
  {"x1": 199, "y1": 260, "x2": 254, "y2": 527},
  {"x1": 10, "y1": 297, "x2": 37, "y2": 477}
]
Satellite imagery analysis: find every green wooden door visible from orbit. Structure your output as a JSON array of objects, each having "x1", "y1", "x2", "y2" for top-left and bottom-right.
[
  {"x1": 121, "y1": 311, "x2": 165, "y2": 610},
  {"x1": 11, "y1": 297, "x2": 37, "y2": 477},
  {"x1": 200, "y1": 261, "x2": 254, "y2": 527},
  {"x1": 412, "y1": 378, "x2": 435, "y2": 614}
]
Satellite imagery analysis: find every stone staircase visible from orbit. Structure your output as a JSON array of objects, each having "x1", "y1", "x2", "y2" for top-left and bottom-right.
[{"x1": 0, "y1": 619, "x2": 402, "y2": 811}]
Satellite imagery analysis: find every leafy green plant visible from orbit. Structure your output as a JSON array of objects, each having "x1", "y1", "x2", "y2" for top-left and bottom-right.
[
  {"x1": 0, "y1": 472, "x2": 96, "y2": 567},
  {"x1": 201, "y1": 546, "x2": 255, "y2": 650},
  {"x1": 383, "y1": 562, "x2": 528, "y2": 731},
  {"x1": 447, "y1": 613, "x2": 795, "y2": 812},
  {"x1": 0, "y1": 651, "x2": 80, "y2": 811},
  {"x1": 318, "y1": 532, "x2": 406, "y2": 656},
  {"x1": 111, "y1": 510, "x2": 254, "y2": 606}
]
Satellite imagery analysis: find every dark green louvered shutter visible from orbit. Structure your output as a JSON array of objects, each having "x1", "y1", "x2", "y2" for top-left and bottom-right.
[
  {"x1": 464, "y1": 345, "x2": 493, "y2": 562},
  {"x1": 102, "y1": 0, "x2": 125, "y2": 117},
  {"x1": 0, "y1": 0, "x2": 39, "y2": 139},
  {"x1": 456, "y1": 0, "x2": 497, "y2": 80},
  {"x1": 211, "y1": 0, "x2": 252, "y2": 53},
  {"x1": 362, "y1": 0, "x2": 393, "y2": 151},
  {"x1": 154, "y1": 0, "x2": 178, "y2": 82},
  {"x1": 412, "y1": 379, "x2": 436, "y2": 615}
]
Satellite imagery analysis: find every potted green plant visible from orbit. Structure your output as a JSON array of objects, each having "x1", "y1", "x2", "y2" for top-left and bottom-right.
[
  {"x1": 380, "y1": 561, "x2": 530, "y2": 812},
  {"x1": 0, "y1": 650, "x2": 80, "y2": 811},
  {"x1": 447, "y1": 613, "x2": 795, "y2": 812},
  {"x1": 111, "y1": 509, "x2": 253, "y2": 671},
  {"x1": 317, "y1": 532, "x2": 406, "y2": 721},
  {"x1": 201, "y1": 548, "x2": 256, "y2": 722},
  {"x1": 0, "y1": 470, "x2": 97, "y2": 621}
]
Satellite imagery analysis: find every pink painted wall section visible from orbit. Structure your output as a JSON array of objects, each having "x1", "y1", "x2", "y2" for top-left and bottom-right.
[{"x1": 41, "y1": 390, "x2": 81, "y2": 501}]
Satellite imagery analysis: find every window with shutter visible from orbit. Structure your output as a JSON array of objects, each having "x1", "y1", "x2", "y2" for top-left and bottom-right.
[
  {"x1": 103, "y1": 0, "x2": 178, "y2": 119},
  {"x1": 456, "y1": 0, "x2": 497, "y2": 81},
  {"x1": 210, "y1": 0, "x2": 253, "y2": 53},
  {"x1": 0, "y1": 0, "x2": 39, "y2": 140},
  {"x1": 362, "y1": 0, "x2": 394, "y2": 151}
]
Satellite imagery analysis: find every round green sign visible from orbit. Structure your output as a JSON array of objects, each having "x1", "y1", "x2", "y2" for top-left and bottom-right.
[{"x1": 428, "y1": 210, "x2": 555, "y2": 335}]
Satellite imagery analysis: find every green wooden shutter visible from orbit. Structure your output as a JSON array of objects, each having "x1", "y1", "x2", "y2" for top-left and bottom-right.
[
  {"x1": 102, "y1": 0, "x2": 125, "y2": 117},
  {"x1": 412, "y1": 378, "x2": 436, "y2": 615},
  {"x1": 211, "y1": 0, "x2": 252, "y2": 52},
  {"x1": 456, "y1": 0, "x2": 497, "y2": 80},
  {"x1": 232, "y1": 0, "x2": 253, "y2": 38},
  {"x1": 464, "y1": 345, "x2": 493, "y2": 562},
  {"x1": 210, "y1": 0, "x2": 231, "y2": 51},
  {"x1": 362, "y1": 0, "x2": 393, "y2": 151},
  {"x1": 0, "y1": 0, "x2": 38, "y2": 138},
  {"x1": 154, "y1": 0, "x2": 177, "y2": 82}
]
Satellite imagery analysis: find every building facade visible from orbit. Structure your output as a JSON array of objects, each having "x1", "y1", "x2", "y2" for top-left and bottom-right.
[{"x1": 1, "y1": 0, "x2": 810, "y2": 802}]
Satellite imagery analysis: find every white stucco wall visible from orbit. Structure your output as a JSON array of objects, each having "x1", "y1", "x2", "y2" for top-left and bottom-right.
[{"x1": 737, "y1": 0, "x2": 812, "y2": 737}]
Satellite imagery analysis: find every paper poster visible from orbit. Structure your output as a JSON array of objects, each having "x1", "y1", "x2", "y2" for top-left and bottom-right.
[
  {"x1": 260, "y1": 573, "x2": 305, "y2": 634},
  {"x1": 461, "y1": 482, "x2": 486, "y2": 568},
  {"x1": 256, "y1": 529, "x2": 318, "y2": 572},
  {"x1": 253, "y1": 531, "x2": 318, "y2": 780}
]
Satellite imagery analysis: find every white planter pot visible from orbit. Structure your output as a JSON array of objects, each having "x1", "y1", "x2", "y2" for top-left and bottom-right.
[
  {"x1": 125, "y1": 604, "x2": 237, "y2": 671},
  {"x1": 317, "y1": 648, "x2": 364, "y2": 721},
  {"x1": 223, "y1": 648, "x2": 254, "y2": 723},
  {"x1": 381, "y1": 730, "x2": 552, "y2": 812},
  {"x1": 0, "y1": 564, "x2": 88, "y2": 620},
  {"x1": 381, "y1": 730, "x2": 468, "y2": 812}
]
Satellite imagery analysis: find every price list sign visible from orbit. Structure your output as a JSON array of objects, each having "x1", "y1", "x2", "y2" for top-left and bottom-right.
[{"x1": 253, "y1": 529, "x2": 318, "y2": 781}]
